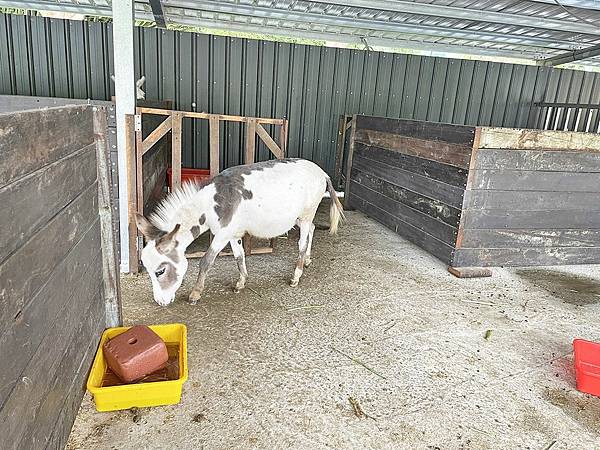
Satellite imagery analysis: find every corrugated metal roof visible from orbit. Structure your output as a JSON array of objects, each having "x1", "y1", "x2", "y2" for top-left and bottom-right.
[
  {"x1": 3, "y1": 13, "x2": 598, "y2": 176},
  {"x1": 3, "y1": 0, "x2": 600, "y2": 67}
]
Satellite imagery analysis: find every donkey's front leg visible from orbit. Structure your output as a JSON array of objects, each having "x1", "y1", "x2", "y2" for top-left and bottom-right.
[
  {"x1": 229, "y1": 238, "x2": 248, "y2": 293},
  {"x1": 290, "y1": 221, "x2": 311, "y2": 287},
  {"x1": 188, "y1": 234, "x2": 229, "y2": 305}
]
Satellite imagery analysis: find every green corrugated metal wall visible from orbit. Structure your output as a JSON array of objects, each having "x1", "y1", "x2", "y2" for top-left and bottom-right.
[{"x1": 2, "y1": 13, "x2": 600, "y2": 175}]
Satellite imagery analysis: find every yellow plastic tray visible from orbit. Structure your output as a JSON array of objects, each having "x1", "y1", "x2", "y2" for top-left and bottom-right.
[{"x1": 87, "y1": 323, "x2": 188, "y2": 412}]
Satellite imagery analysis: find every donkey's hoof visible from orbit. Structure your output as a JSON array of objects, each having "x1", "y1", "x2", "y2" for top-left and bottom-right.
[
  {"x1": 188, "y1": 290, "x2": 202, "y2": 305},
  {"x1": 289, "y1": 279, "x2": 299, "y2": 287},
  {"x1": 304, "y1": 259, "x2": 312, "y2": 268}
]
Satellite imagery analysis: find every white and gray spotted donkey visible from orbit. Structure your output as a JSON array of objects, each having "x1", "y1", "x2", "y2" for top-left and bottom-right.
[{"x1": 135, "y1": 158, "x2": 344, "y2": 306}]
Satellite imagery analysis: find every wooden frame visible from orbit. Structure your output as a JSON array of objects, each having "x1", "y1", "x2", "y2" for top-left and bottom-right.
[
  {"x1": 93, "y1": 107, "x2": 122, "y2": 327},
  {"x1": 333, "y1": 114, "x2": 354, "y2": 190},
  {"x1": 126, "y1": 107, "x2": 289, "y2": 272}
]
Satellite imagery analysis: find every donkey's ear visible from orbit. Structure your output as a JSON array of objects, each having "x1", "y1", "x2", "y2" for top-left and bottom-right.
[
  {"x1": 158, "y1": 224, "x2": 181, "y2": 243},
  {"x1": 135, "y1": 214, "x2": 164, "y2": 241},
  {"x1": 156, "y1": 224, "x2": 181, "y2": 253}
]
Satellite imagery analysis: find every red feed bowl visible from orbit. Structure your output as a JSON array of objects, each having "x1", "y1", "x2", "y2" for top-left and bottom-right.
[
  {"x1": 167, "y1": 168, "x2": 211, "y2": 190},
  {"x1": 573, "y1": 339, "x2": 600, "y2": 397}
]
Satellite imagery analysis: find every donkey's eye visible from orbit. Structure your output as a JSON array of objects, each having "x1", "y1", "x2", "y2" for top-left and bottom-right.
[{"x1": 155, "y1": 267, "x2": 166, "y2": 277}]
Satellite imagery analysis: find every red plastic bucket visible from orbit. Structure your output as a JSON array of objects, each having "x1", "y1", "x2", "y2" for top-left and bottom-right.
[
  {"x1": 166, "y1": 168, "x2": 211, "y2": 190},
  {"x1": 573, "y1": 339, "x2": 600, "y2": 397}
]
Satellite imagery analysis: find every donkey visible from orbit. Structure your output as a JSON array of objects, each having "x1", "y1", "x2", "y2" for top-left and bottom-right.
[{"x1": 135, "y1": 158, "x2": 344, "y2": 306}]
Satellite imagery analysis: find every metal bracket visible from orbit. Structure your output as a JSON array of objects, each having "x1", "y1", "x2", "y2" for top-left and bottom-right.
[{"x1": 134, "y1": 114, "x2": 142, "y2": 132}]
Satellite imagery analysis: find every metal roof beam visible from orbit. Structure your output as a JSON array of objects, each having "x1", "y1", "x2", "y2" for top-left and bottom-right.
[
  {"x1": 529, "y1": 0, "x2": 600, "y2": 10},
  {"x1": 539, "y1": 42, "x2": 600, "y2": 66},
  {"x1": 161, "y1": 14, "x2": 544, "y2": 62},
  {"x1": 305, "y1": 0, "x2": 600, "y2": 35},
  {"x1": 162, "y1": 0, "x2": 587, "y2": 49}
]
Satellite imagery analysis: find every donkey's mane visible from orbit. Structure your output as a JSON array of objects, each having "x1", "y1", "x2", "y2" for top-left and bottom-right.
[{"x1": 149, "y1": 181, "x2": 204, "y2": 231}]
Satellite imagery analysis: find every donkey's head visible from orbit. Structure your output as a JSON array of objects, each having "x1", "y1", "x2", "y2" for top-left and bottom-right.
[{"x1": 135, "y1": 214, "x2": 189, "y2": 306}]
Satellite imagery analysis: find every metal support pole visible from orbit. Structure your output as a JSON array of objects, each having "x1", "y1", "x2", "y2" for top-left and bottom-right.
[{"x1": 112, "y1": 0, "x2": 137, "y2": 273}]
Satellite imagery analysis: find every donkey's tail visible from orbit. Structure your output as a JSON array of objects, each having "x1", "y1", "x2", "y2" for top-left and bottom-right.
[{"x1": 325, "y1": 176, "x2": 345, "y2": 234}]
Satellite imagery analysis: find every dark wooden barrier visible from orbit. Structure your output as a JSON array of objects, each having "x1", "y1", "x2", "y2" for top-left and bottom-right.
[
  {"x1": 0, "y1": 105, "x2": 120, "y2": 448},
  {"x1": 346, "y1": 115, "x2": 600, "y2": 272},
  {"x1": 346, "y1": 115, "x2": 475, "y2": 265},
  {"x1": 454, "y1": 128, "x2": 600, "y2": 268},
  {"x1": 0, "y1": 95, "x2": 120, "y2": 263}
]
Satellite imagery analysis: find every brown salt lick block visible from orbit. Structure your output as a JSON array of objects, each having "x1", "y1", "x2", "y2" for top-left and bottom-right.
[{"x1": 103, "y1": 325, "x2": 169, "y2": 383}]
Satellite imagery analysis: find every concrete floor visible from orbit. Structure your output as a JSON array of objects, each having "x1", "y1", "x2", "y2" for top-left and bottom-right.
[{"x1": 67, "y1": 206, "x2": 600, "y2": 450}]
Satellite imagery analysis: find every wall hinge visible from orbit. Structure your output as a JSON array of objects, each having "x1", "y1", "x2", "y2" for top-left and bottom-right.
[{"x1": 134, "y1": 114, "x2": 142, "y2": 132}]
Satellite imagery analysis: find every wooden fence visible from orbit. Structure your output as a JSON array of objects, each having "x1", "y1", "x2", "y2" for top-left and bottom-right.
[
  {"x1": 0, "y1": 105, "x2": 120, "y2": 448},
  {"x1": 345, "y1": 115, "x2": 600, "y2": 275}
]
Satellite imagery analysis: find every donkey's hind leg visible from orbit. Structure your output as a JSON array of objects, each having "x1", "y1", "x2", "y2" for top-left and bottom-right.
[
  {"x1": 229, "y1": 238, "x2": 248, "y2": 293},
  {"x1": 304, "y1": 223, "x2": 316, "y2": 267},
  {"x1": 290, "y1": 220, "x2": 311, "y2": 287}
]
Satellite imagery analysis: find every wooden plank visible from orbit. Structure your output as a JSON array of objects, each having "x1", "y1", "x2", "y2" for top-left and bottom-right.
[
  {"x1": 448, "y1": 267, "x2": 492, "y2": 278},
  {"x1": 478, "y1": 127, "x2": 600, "y2": 151},
  {"x1": 352, "y1": 155, "x2": 465, "y2": 209},
  {"x1": 461, "y1": 208, "x2": 600, "y2": 230},
  {"x1": 463, "y1": 190, "x2": 600, "y2": 211},
  {"x1": 351, "y1": 168, "x2": 461, "y2": 228},
  {"x1": 459, "y1": 228, "x2": 600, "y2": 249},
  {"x1": 0, "y1": 144, "x2": 96, "y2": 263},
  {"x1": 125, "y1": 114, "x2": 139, "y2": 273},
  {"x1": 186, "y1": 246, "x2": 273, "y2": 259},
  {"x1": 350, "y1": 181, "x2": 458, "y2": 245},
  {"x1": 0, "y1": 106, "x2": 94, "y2": 188},
  {"x1": 470, "y1": 169, "x2": 600, "y2": 192},
  {"x1": 136, "y1": 107, "x2": 285, "y2": 125},
  {"x1": 94, "y1": 108, "x2": 121, "y2": 327},
  {"x1": 242, "y1": 234, "x2": 252, "y2": 257},
  {"x1": 255, "y1": 122, "x2": 284, "y2": 159},
  {"x1": 351, "y1": 195, "x2": 455, "y2": 264},
  {"x1": 0, "y1": 225, "x2": 101, "y2": 410},
  {"x1": 0, "y1": 183, "x2": 99, "y2": 331},
  {"x1": 41, "y1": 337, "x2": 97, "y2": 450},
  {"x1": 333, "y1": 115, "x2": 347, "y2": 187},
  {"x1": 456, "y1": 128, "x2": 481, "y2": 249},
  {"x1": 354, "y1": 128, "x2": 472, "y2": 169},
  {"x1": 355, "y1": 115, "x2": 476, "y2": 146},
  {"x1": 245, "y1": 119, "x2": 256, "y2": 165},
  {"x1": 171, "y1": 112, "x2": 183, "y2": 190},
  {"x1": 135, "y1": 115, "x2": 144, "y2": 214},
  {"x1": 141, "y1": 115, "x2": 172, "y2": 155},
  {"x1": 354, "y1": 143, "x2": 469, "y2": 188},
  {"x1": 453, "y1": 246, "x2": 600, "y2": 267},
  {"x1": 473, "y1": 148, "x2": 600, "y2": 172},
  {"x1": 0, "y1": 277, "x2": 103, "y2": 447},
  {"x1": 279, "y1": 119, "x2": 288, "y2": 158},
  {"x1": 344, "y1": 116, "x2": 358, "y2": 210},
  {"x1": 209, "y1": 115, "x2": 220, "y2": 177}
]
